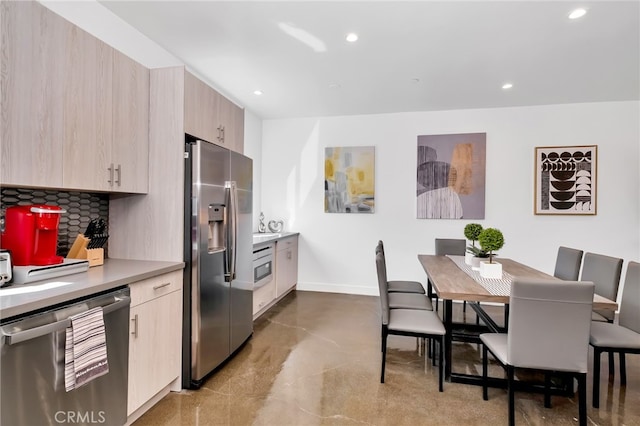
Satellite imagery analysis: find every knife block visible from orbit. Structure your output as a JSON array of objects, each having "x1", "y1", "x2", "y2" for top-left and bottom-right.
[{"x1": 67, "y1": 234, "x2": 104, "y2": 267}]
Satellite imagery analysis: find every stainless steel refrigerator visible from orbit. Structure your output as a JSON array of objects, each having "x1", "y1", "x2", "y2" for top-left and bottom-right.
[{"x1": 182, "y1": 137, "x2": 253, "y2": 389}]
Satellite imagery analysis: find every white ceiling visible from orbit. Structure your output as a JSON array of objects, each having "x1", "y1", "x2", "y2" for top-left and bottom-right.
[{"x1": 97, "y1": 1, "x2": 639, "y2": 120}]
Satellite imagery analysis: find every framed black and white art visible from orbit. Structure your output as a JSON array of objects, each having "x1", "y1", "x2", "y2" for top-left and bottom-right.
[{"x1": 534, "y1": 145, "x2": 597, "y2": 215}]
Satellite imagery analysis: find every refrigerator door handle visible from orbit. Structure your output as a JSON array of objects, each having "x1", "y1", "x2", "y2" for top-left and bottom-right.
[
  {"x1": 224, "y1": 181, "x2": 238, "y2": 282},
  {"x1": 231, "y1": 182, "x2": 238, "y2": 281}
]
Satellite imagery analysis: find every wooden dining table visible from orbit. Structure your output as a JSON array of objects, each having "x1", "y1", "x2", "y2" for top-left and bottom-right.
[{"x1": 418, "y1": 254, "x2": 618, "y2": 386}]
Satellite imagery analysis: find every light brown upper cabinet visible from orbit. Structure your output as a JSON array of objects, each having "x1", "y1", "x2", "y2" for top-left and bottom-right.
[
  {"x1": 62, "y1": 25, "x2": 114, "y2": 192},
  {"x1": 184, "y1": 71, "x2": 244, "y2": 153},
  {"x1": 1, "y1": 1, "x2": 66, "y2": 188},
  {"x1": 111, "y1": 51, "x2": 150, "y2": 193},
  {"x1": 217, "y1": 93, "x2": 245, "y2": 154},
  {"x1": 184, "y1": 71, "x2": 218, "y2": 146},
  {"x1": 1, "y1": 1, "x2": 149, "y2": 193},
  {"x1": 62, "y1": 26, "x2": 150, "y2": 193}
]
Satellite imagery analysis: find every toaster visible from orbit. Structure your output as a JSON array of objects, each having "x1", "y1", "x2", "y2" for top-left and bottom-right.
[{"x1": 0, "y1": 249, "x2": 12, "y2": 286}]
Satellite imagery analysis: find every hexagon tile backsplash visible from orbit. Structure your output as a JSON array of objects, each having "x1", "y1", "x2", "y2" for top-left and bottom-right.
[{"x1": 0, "y1": 188, "x2": 109, "y2": 257}]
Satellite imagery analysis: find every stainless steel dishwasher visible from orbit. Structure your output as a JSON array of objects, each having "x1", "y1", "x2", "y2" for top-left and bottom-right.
[{"x1": 1, "y1": 287, "x2": 130, "y2": 426}]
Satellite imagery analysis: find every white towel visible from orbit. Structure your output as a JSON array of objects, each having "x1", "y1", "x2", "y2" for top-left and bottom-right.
[{"x1": 64, "y1": 306, "x2": 109, "y2": 392}]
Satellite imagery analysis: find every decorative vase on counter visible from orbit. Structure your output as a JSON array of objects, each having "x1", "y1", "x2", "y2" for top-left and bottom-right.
[
  {"x1": 267, "y1": 220, "x2": 284, "y2": 233},
  {"x1": 258, "y1": 212, "x2": 267, "y2": 233}
]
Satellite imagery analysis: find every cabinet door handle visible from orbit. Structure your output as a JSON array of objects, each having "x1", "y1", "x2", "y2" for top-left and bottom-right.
[
  {"x1": 287, "y1": 250, "x2": 292, "y2": 260},
  {"x1": 217, "y1": 125, "x2": 223, "y2": 142},
  {"x1": 108, "y1": 163, "x2": 114, "y2": 186},
  {"x1": 131, "y1": 314, "x2": 138, "y2": 337},
  {"x1": 115, "y1": 164, "x2": 121, "y2": 187},
  {"x1": 153, "y1": 282, "x2": 171, "y2": 290}
]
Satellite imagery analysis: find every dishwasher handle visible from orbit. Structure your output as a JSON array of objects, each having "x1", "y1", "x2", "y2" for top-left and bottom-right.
[{"x1": 1, "y1": 295, "x2": 131, "y2": 346}]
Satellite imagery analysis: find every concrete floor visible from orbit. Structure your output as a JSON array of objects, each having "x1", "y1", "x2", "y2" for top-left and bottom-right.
[{"x1": 134, "y1": 291, "x2": 639, "y2": 425}]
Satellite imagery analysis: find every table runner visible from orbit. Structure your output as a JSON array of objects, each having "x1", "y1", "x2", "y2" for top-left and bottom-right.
[{"x1": 446, "y1": 255, "x2": 512, "y2": 296}]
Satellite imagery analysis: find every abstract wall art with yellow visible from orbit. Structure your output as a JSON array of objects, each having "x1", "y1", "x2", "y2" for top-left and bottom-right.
[
  {"x1": 324, "y1": 146, "x2": 375, "y2": 213},
  {"x1": 416, "y1": 133, "x2": 486, "y2": 219}
]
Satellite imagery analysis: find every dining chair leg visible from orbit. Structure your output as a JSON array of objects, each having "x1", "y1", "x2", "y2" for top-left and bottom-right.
[
  {"x1": 544, "y1": 372, "x2": 551, "y2": 408},
  {"x1": 577, "y1": 373, "x2": 587, "y2": 426},
  {"x1": 381, "y1": 328, "x2": 388, "y2": 383},
  {"x1": 429, "y1": 339, "x2": 436, "y2": 358},
  {"x1": 507, "y1": 366, "x2": 516, "y2": 426},
  {"x1": 424, "y1": 341, "x2": 428, "y2": 373},
  {"x1": 438, "y1": 336, "x2": 444, "y2": 392},
  {"x1": 593, "y1": 348, "x2": 601, "y2": 408},
  {"x1": 504, "y1": 304, "x2": 509, "y2": 330},
  {"x1": 482, "y1": 344, "x2": 489, "y2": 401},
  {"x1": 620, "y1": 353, "x2": 627, "y2": 385},
  {"x1": 608, "y1": 352, "x2": 615, "y2": 376},
  {"x1": 432, "y1": 341, "x2": 437, "y2": 367}
]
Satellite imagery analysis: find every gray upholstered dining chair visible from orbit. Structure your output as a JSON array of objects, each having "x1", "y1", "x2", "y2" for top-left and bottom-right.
[
  {"x1": 375, "y1": 242, "x2": 434, "y2": 358},
  {"x1": 480, "y1": 278, "x2": 594, "y2": 426},
  {"x1": 581, "y1": 252, "x2": 623, "y2": 323},
  {"x1": 581, "y1": 252, "x2": 624, "y2": 378},
  {"x1": 434, "y1": 238, "x2": 467, "y2": 312},
  {"x1": 553, "y1": 246, "x2": 584, "y2": 281},
  {"x1": 376, "y1": 241, "x2": 426, "y2": 294},
  {"x1": 590, "y1": 261, "x2": 640, "y2": 408},
  {"x1": 376, "y1": 251, "x2": 445, "y2": 391}
]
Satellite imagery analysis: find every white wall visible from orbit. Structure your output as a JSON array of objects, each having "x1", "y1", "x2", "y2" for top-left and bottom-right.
[
  {"x1": 261, "y1": 101, "x2": 640, "y2": 298},
  {"x1": 242, "y1": 109, "x2": 264, "y2": 232}
]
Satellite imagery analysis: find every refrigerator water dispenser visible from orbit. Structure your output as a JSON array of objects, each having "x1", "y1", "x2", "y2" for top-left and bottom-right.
[{"x1": 208, "y1": 204, "x2": 226, "y2": 254}]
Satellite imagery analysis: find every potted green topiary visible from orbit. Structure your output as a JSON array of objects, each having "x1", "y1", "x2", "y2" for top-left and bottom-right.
[
  {"x1": 478, "y1": 228, "x2": 505, "y2": 278},
  {"x1": 463, "y1": 223, "x2": 484, "y2": 266}
]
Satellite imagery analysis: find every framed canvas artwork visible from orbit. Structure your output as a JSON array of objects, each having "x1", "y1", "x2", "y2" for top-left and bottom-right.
[
  {"x1": 534, "y1": 145, "x2": 597, "y2": 215},
  {"x1": 324, "y1": 146, "x2": 375, "y2": 213},
  {"x1": 416, "y1": 133, "x2": 486, "y2": 219}
]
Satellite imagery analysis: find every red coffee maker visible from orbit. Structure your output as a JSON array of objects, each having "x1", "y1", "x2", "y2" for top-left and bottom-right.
[{"x1": 1, "y1": 205, "x2": 66, "y2": 266}]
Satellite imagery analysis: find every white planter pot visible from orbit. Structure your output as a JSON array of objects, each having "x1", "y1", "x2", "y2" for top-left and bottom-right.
[
  {"x1": 465, "y1": 252, "x2": 474, "y2": 265},
  {"x1": 480, "y1": 261, "x2": 502, "y2": 279},
  {"x1": 471, "y1": 256, "x2": 482, "y2": 270}
]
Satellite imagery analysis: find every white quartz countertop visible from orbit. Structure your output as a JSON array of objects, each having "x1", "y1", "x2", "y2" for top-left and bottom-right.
[
  {"x1": 252, "y1": 231, "x2": 299, "y2": 246},
  {"x1": 0, "y1": 258, "x2": 184, "y2": 321}
]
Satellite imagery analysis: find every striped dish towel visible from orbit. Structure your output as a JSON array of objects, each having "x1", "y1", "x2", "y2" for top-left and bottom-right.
[{"x1": 64, "y1": 306, "x2": 109, "y2": 392}]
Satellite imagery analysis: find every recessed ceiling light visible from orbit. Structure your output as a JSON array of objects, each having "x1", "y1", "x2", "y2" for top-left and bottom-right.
[
  {"x1": 253, "y1": 90, "x2": 263, "y2": 96},
  {"x1": 345, "y1": 33, "x2": 358, "y2": 42},
  {"x1": 568, "y1": 8, "x2": 587, "y2": 19},
  {"x1": 502, "y1": 83, "x2": 513, "y2": 90}
]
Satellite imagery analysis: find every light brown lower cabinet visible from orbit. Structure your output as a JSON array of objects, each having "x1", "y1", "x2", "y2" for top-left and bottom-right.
[
  {"x1": 275, "y1": 236, "x2": 298, "y2": 299},
  {"x1": 127, "y1": 271, "x2": 182, "y2": 419},
  {"x1": 253, "y1": 278, "x2": 276, "y2": 319},
  {"x1": 253, "y1": 236, "x2": 299, "y2": 319}
]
